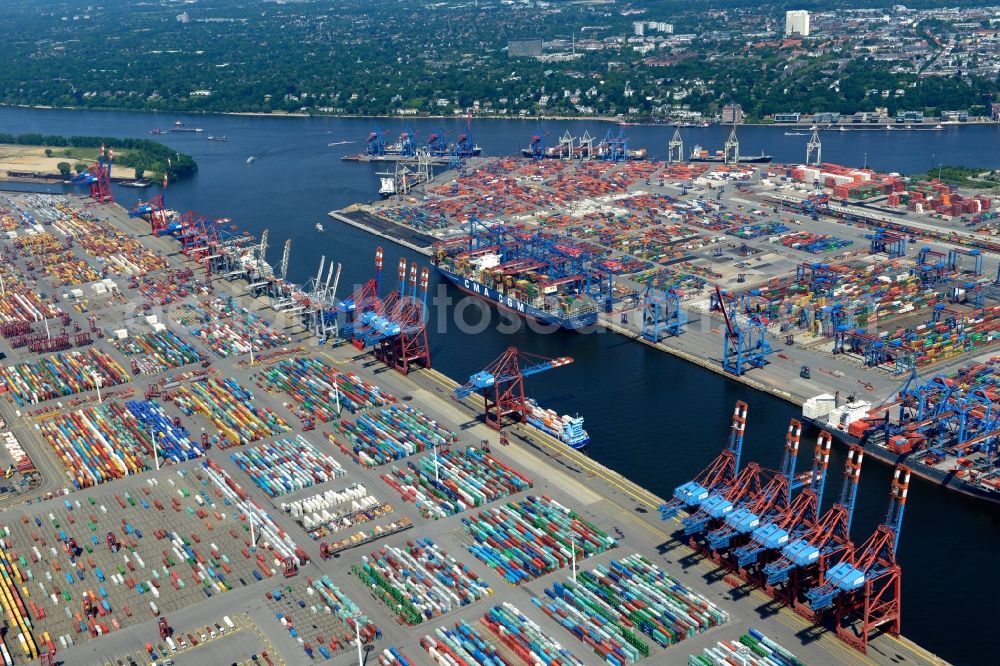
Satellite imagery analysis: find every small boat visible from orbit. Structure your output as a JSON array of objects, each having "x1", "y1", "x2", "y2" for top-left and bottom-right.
[
  {"x1": 904, "y1": 124, "x2": 913, "y2": 130},
  {"x1": 246, "y1": 156, "x2": 256, "y2": 164},
  {"x1": 328, "y1": 140, "x2": 355, "y2": 146},
  {"x1": 119, "y1": 180, "x2": 152, "y2": 189},
  {"x1": 207, "y1": 135, "x2": 228, "y2": 142},
  {"x1": 315, "y1": 222, "x2": 324, "y2": 232},
  {"x1": 783, "y1": 132, "x2": 807, "y2": 136},
  {"x1": 933, "y1": 124, "x2": 944, "y2": 130},
  {"x1": 885, "y1": 125, "x2": 894, "y2": 131},
  {"x1": 839, "y1": 126, "x2": 849, "y2": 132},
  {"x1": 174, "y1": 120, "x2": 185, "y2": 127},
  {"x1": 149, "y1": 129, "x2": 163, "y2": 135}
]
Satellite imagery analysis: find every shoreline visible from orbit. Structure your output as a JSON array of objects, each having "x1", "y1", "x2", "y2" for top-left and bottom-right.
[{"x1": 4, "y1": 104, "x2": 997, "y2": 128}]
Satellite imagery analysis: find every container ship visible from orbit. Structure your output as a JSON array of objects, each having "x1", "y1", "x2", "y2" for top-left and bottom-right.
[
  {"x1": 525, "y1": 398, "x2": 589, "y2": 449},
  {"x1": 688, "y1": 144, "x2": 772, "y2": 164},
  {"x1": 521, "y1": 129, "x2": 646, "y2": 161},
  {"x1": 520, "y1": 145, "x2": 646, "y2": 161},
  {"x1": 434, "y1": 235, "x2": 602, "y2": 330},
  {"x1": 801, "y1": 393, "x2": 1000, "y2": 505}
]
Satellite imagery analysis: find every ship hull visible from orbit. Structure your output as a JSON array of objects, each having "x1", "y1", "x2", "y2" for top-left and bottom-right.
[
  {"x1": 437, "y1": 266, "x2": 597, "y2": 330},
  {"x1": 689, "y1": 155, "x2": 773, "y2": 164},
  {"x1": 802, "y1": 416, "x2": 1000, "y2": 505},
  {"x1": 527, "y1": 416, "x2": 589, "y2": 450}
]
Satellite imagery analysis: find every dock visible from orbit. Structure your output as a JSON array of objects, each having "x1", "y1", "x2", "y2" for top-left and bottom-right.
[{"x1": 0, "y1": 188, "x2": 955, "y2": 665}]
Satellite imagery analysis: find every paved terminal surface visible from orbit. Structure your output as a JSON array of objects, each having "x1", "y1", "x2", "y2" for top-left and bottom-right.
[
  {"x1": 340, "y1": 158, "x2": 1000, "y2": 412},
  {"x1": 0, "y1": 192, "x2": 951, "y2": 666}
]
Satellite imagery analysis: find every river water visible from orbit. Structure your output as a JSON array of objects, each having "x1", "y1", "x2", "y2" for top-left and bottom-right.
[{"x1": 3, "y1": 107, "x2": 1000, "y2": 664}]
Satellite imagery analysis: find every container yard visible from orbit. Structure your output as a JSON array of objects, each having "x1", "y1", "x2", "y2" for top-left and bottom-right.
[
  {"x1": 352, "y1": 538, "x2": 493, "y2": 625},
  {"x1": 0, "y1": 184, "x2": 954, "y2": 666},
  {"x1": 335, "y1": 152, "x2": 1000, "y2": 504},
  {"x1": 231, "y1": 435, "x2": 346, "y2": 498},
  {"x1": 381, "y1": 446, "x2": 533, "y2": 519},
  {"x1": 689, "y1": 628, "x2": 806, "y2": 666},
  {"x1": 462, "y1": 495, "x2": 619, "y2": 585}
]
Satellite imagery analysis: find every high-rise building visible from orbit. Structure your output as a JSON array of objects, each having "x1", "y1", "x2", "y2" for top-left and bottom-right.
[
  {"x1": 785, "y1": 10, "x2": 810, "y2": 37},
  {"x1": 633, "y1": 21, "x2": 645, "y2": 37},
  {"x1": 508, "y1": 39, "x2": 543, "y2": 58},
  {"x1": 721, "y1": 103, "x2": 744, "y2": 125}
]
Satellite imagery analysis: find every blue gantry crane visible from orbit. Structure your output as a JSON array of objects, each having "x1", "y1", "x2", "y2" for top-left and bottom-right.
[
  {"x1": 398, "y1": 125, "x2": 417, "y2": 157},
  {"x1": 600, "y1": 129, "x2": 629, "y2": 162},
  {"x1": 455, "y1": 113, "x2": 479, "y2": 157},
  {"x1": 366, "y1": 125, "x2": 386, "y2": 157},
  {"x1": 427, "y1": 126, "x2": 449, "y2": 156},
  {"x1": 526, "y1": 128, "x2": 546, "y2": 159},
  {"x1": 796, "y1": 262, "x2": 839, "y2": 297},
  {"x1": 804, "y1": 466, "x2": 910, "y2": 654},
  {"x1": 916, "y1": 247, "x2": 948, "y2": 285},
  {"x1": 455, "y1": 347, "x2": 574, "y2": 430},
  {"x1": 714, "y1": 286, "x2": 773, "y2": 375},
  {"x1": 866, "y1": 228, "x2": 907, "y2": 258},
  {"x1": 660, "y1": 401, "x2": 748, "y2": 520},
  {"x1": 946, "y1": 247, "x2": 982, "y2": 277},
  {"x1": 641, "y1": 284, "x2": 687, "y2": 340}
]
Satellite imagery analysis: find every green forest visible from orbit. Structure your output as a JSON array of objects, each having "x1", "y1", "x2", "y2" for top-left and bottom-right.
[{"x1": 0, "y1": 133, "x2": 197, "y2": 181}]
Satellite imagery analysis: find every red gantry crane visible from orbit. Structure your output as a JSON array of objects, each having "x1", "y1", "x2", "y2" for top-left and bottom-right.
[
  {"x1": 805, "y1": 465, "x2": 910, "y2": 653},
  {"x1": 72, "y1": 144, "x2": 115, "y2": 203},
  {"x1": 454, "y1": 346, "x2": 574, "y2": 430},
  {"x1": 129, "y1": 174, "x2": 171, "y2": 236},
  {"x1": 763, "y1": 445, "x2": 865, "y2": 606},
  {"x1": 660, "y1": 401, "x2": 748, "y2": 520},
  {"x1": 730, "y1": 431, "x2": 832, "y2": 569},
  {"x1": 703, "y1": 419, "x2": 808, "y2": 552}
]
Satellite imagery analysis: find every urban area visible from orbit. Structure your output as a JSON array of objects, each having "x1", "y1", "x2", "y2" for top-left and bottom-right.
[{"x1": 0, "y1": 1, "x2": 998, "y2": 121}]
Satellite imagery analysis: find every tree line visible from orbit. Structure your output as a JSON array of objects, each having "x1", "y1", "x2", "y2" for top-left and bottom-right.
[{"x1": 0, "y1": 133, "x2": 197, "y2": 181}]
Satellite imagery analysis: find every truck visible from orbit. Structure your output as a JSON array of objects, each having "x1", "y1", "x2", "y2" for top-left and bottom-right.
[{"x1": 158, "y1": 617, "x2": 170, "y2": 639}]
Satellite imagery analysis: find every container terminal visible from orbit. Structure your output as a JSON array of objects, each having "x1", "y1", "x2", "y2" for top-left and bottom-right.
[
  {"x1": 0, "y1": 142, "x2": 951, "y2": 666},
  {"x1": 331, "y1": 125, "x2": 1000, "y2": 507}
]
